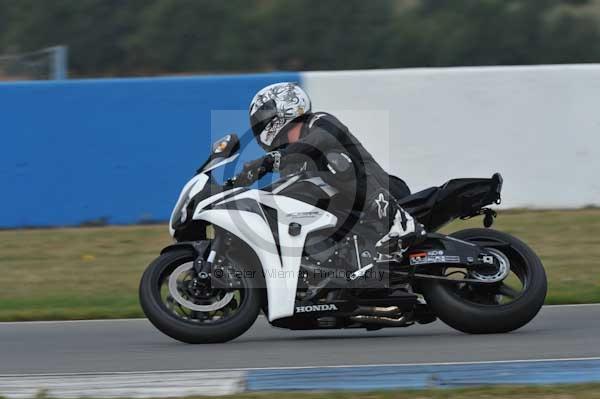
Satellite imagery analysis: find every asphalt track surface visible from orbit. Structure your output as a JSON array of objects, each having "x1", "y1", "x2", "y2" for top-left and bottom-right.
[{"x1": 1, "y1": 304, "x2": 599, "y2": 375}]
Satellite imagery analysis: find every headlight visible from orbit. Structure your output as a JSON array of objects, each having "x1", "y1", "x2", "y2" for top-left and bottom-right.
[
  {"x1": 179, "y1": 197, "x2": 191, "y2": 224},
  {"x1": 206, "y1": 224, "x2": 215, "y2": 239}
]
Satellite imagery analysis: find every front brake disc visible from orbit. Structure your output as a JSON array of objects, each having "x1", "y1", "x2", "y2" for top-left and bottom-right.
[{"x1": 168, "y1": 262, "x2": 234, "y2": 312}]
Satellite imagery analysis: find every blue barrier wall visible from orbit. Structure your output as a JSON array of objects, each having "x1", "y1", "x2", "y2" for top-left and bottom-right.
[{"x1": 0, "y1": 72, "x2": 300, "y2": 227}]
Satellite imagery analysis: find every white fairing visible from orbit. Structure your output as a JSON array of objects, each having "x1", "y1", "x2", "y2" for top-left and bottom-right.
[
  {"x1": 203, "y1": 153, "x2": 239, "y2": 172},
  {"x1": 192, "y1": 189, "x2": 337, "y2": 321},
  {"x1": 169, "y1": 173, "x2": 209, "y2": 237},
  {"x1": 169, "y1": 154, "x2": 239, "y2": 238}
]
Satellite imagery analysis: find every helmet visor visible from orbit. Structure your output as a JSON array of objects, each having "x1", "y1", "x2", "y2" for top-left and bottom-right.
[{"x1": 250, "y1": 99, "x2": 278, "y2": 140}]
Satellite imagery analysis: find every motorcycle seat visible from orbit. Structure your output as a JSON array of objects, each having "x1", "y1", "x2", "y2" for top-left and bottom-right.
[
  {"x1": 397, "y1": 187, "x2": 439, "y2": 215},
  {"x1": 397, "y1": 173, "x2": 503, "y2": 231}
]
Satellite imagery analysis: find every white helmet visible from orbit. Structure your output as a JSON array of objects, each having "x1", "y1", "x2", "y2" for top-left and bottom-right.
[{"x1": 249, "y1": 82, "x2": 311, "y2": 150}]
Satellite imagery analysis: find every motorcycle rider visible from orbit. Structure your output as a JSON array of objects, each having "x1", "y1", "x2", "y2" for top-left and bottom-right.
[{"x1": 240, "y1": 82, "x2": 426, "y2": 256}]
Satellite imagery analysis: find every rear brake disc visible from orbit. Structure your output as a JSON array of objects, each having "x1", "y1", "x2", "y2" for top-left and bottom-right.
[{"x1": 470, "y1": 248, "x2": 510, "y2": 283}]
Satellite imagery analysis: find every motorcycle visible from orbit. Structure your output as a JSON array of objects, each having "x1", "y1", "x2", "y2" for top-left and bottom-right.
[{"x1": 139, "y1": 133, "x2": 547, "y2": 343}]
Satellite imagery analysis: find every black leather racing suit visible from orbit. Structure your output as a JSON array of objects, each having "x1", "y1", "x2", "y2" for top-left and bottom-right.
[{"x1": 274, "y1": 112, "x2": 410, "y2": 238}]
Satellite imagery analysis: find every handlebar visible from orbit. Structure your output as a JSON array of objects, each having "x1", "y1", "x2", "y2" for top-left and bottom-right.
[
  {"x1": 225, "y1": 166, "x2": 267, "y2": 189},
  {"x1": 224, "y1": 177, "x2": 240, "y2": 189}
]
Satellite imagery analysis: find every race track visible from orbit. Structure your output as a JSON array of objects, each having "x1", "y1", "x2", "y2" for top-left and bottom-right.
[{"x1": 1, "y1": 304, "x2": 599, "y2": 375}]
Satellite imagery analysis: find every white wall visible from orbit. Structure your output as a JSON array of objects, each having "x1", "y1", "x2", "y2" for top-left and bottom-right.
[{"x1": 303, "y1": 65, "x2": 600, "y2": 208}]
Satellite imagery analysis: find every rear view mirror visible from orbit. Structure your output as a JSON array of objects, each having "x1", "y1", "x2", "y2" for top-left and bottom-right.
[
  {"x1": 196, "y1": 133, "x2": 241, "y2": 174},
  {"x1": 211, "y1": 133, "x2": 240, "y2": 159}
]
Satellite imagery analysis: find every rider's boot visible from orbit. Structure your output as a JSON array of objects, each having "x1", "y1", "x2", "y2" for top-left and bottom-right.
[
  {"x1": 350, "y1": 206, "x2": 426, "y2": 287},
  {"x1": 375, "y1": 208, "x2": 427, "y2": 258}
]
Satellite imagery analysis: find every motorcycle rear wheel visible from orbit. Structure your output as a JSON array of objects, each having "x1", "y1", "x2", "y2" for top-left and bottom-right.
[
  {"x1": 139, "y1": 248, "x2": 261, "y2": 343},
  {"x1": 421, "y1": 228, "x2": 547, "y2": 334}
]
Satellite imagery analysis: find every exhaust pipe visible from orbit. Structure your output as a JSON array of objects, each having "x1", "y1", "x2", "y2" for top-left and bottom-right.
[
  {"x1": 349, "y1": 306, "x2": 414, "y2": 327},
  {"x1": 350, "y1": 314, "x2": 413, "y2": 327},
  {"x1": 353, "y1": 306, "x2": 401, "y2": 317}
]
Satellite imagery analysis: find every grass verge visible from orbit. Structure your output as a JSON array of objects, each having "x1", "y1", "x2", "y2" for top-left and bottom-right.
[{"x1": 0, "y1": 209, "x2": 598, "y2": 321}]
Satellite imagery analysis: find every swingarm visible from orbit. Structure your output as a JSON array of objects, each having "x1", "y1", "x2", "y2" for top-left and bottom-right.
[{"x1": 387, "y1": 233, "x2": 511, "y2": 285}]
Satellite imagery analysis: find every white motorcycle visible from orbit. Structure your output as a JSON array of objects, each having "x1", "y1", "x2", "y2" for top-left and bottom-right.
[{"x1": 139, "y1": 133, "x2": 547, "y2": 343}]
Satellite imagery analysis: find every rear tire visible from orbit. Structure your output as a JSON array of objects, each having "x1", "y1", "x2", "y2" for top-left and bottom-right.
[
  {"x1": 421, "y1": 228, "x2": 547, "y2": 334},
  {"x1": 139, "y1": 249, "x2": 261, "y2": 343}
]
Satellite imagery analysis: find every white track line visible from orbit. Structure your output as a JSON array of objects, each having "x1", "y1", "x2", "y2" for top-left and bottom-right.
[
  {"x1": 543, "y1": 303, "x2": 600, "y2": 308},
  {"x1": 0, "y1": 303, "x2": 598, "y2": 325},
  {"x1": 0, "y1": 371, "x2": 245, "y2": 398},
  {"x1": 3, "y1": 358, "x2": 599, "y2": 399},
  {"x1": 3, "y1": 356, "x2": 600, "y2": 378}
]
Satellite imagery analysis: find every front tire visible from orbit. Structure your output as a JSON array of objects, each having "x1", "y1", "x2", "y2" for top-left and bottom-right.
[
  {"x1": 139, "y1": 249, "x2": 261, "y2": 343},
  {"x1": 421, "y1": 228, "x2": 547, "y2": 334}
]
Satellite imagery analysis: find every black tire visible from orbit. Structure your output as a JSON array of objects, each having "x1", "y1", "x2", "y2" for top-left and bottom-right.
[
  {"x1": 139, "y1": 249, "x2": 261, "y2": 344},
  {"x1": 421, "y1": 228, "x2": 547, "y2": 334}
]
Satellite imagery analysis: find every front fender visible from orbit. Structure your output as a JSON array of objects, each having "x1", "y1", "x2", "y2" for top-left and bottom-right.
[{"x1": 160, "y1": 241, "x2": 211, "y2": 256}]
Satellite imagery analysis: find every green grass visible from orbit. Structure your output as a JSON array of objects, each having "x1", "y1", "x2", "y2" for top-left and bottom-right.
[
  {"x1": 15, "y1": 383, "x2": 600, "y2": 399},
  {"x1": 0, "y1": 225, "x2": 170, "y2": 321},
  {"x1": 0, "y1": 208, "x2": 599, "y2": 321}
]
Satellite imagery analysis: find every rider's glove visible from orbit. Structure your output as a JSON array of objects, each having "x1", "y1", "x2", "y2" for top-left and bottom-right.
[
  {"x1": 247, "y1": 151, "x2": 282, "y2": 176},
  {"x1": 265, "y1": 151, "x2": 282, "y2": 172},
  {"x1": 234, "y1": 151, "x2": 283, "y2": 186},
  {"x1": 250, "y1": 151, "x2": 282, "y2": 173}
]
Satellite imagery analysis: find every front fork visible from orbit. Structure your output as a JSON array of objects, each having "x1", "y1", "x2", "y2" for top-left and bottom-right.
[
  {"x1": 161, "y1": 238, "x2": 221, "y2": 284},
  {"x1": 192, "y1": 236, "x2": 221, "y2": 276}
]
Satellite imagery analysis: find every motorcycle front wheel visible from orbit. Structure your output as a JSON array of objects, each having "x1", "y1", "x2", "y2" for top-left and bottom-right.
[
  {"x1": 139, "y1": 248, "x2": 261, "y2": 343},
  {"x1": 420, "y1": 228, "x2": 547, "y2": 334}
]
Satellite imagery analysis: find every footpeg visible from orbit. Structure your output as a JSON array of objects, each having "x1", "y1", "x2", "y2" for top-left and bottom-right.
[{"x1": 349, "y1": 263, "x2": 374, "y2": 281}]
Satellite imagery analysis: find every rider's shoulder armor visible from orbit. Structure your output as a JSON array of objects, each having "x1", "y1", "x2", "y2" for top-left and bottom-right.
[{"x1": 306, "y1": 112, "x2": 348, "y2": 134}]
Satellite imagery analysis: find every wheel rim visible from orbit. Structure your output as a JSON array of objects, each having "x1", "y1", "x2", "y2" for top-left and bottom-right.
[
  {"x1": 444, "y1": 237, "x2": 532, "y2": 306},
  {"x1": 168, "y1": 262, "x2": 235, "y2": 312},
  {"x1": 469, "y1": 248, "x2": 510, "y2": 283},
  {"x1": 157, "y1": 258, "x2": 245, "y2": 324}
]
